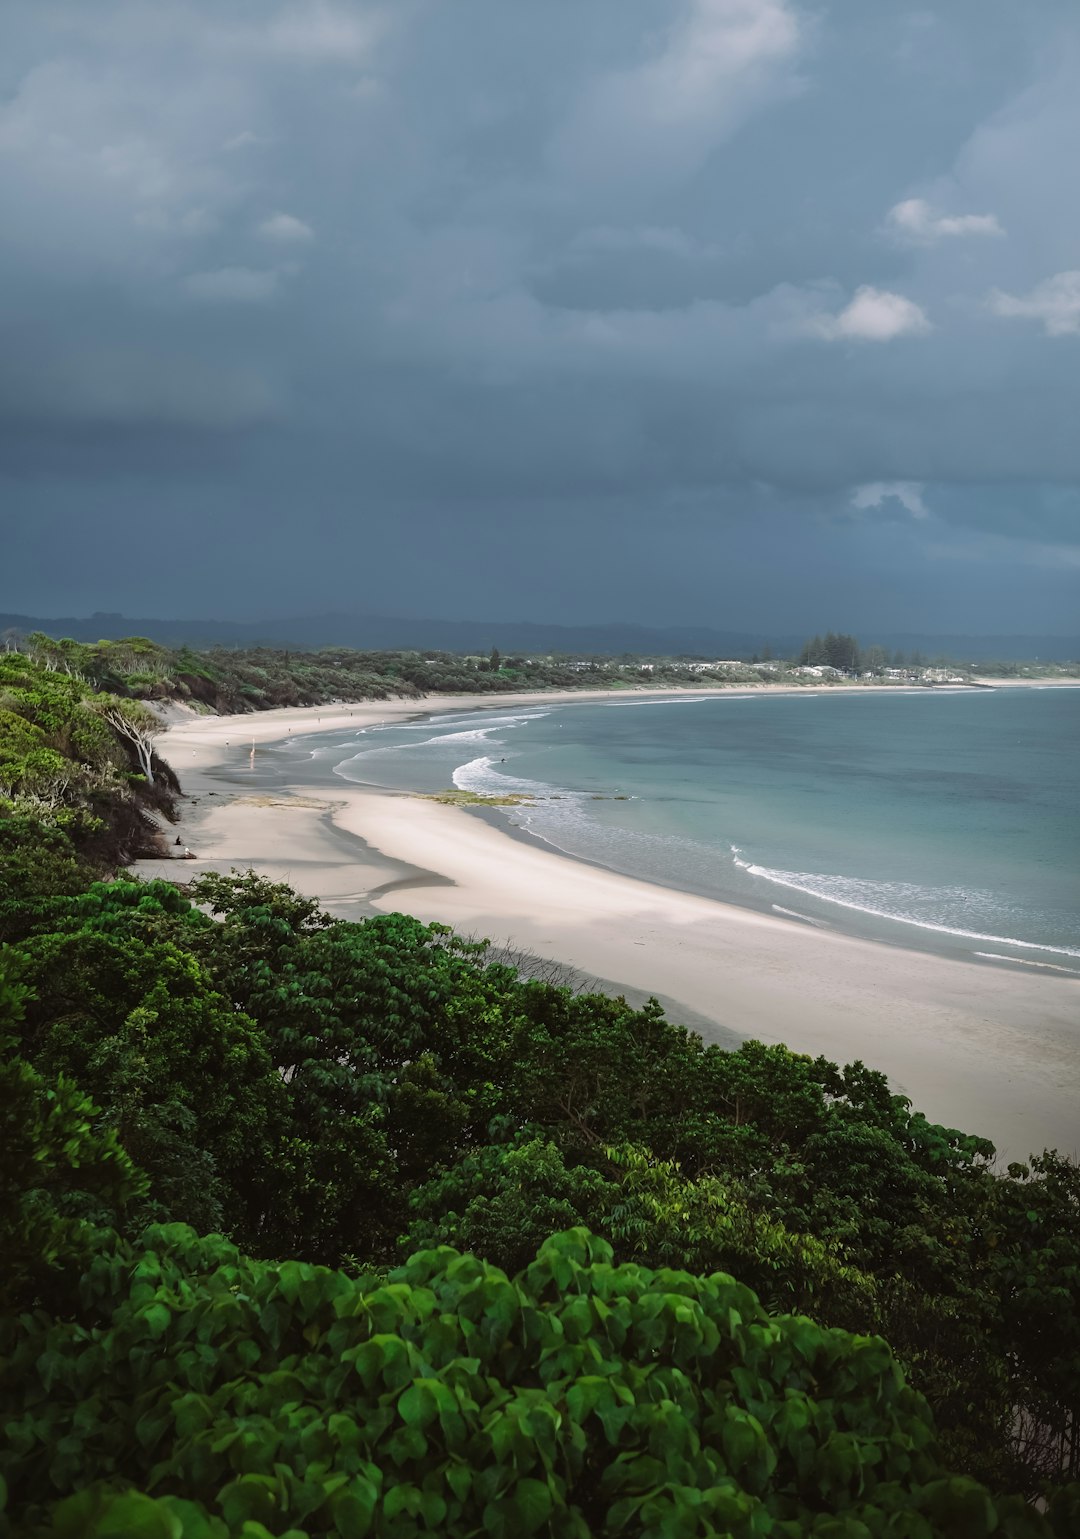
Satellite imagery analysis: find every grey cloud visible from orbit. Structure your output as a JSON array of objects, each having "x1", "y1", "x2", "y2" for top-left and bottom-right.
[
  {"x1": 1, "y1": 0, "x2": 1078, "y2": 631},
  {"x1": 546, "y1": 0, "x2": 802, "y2": 194},
  {"x1": 2, "y1": 344, "x2": 282, "y2": 428},
  {"x1": 258, "y1": 1, "x2": 390, "y2": 62},
  {"x1": 257, "y1": 212, "x2": 314, "y2": 243},
  {"x1": 988, "y1": 272, "x2": 1080, "y2": 336},
  {"x1": 183, "y1": 266, "x2": 281, "y2": 302},
  {"x1": 851, "y1": 483, "x2": 930, "y2": 520},
  {"x1": 801, "y1": 287, "x2": 932, "y2": 343},
  {"x1": 884, "y1": 199, "x2": 1004, "y2": 245}
]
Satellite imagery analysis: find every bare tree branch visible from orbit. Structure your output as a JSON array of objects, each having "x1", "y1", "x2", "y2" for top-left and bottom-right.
[{"x1": 94, "y1": 698, "x2": 163, "y2": 785}]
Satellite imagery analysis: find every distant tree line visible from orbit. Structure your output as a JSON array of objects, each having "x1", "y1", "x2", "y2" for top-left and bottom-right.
[
  {"x1": 2, "y1": 632, "x2": 786, "y2": 713},
  {"x1": 3, "y1": 633, "x2": 1076, "y2": 729},
  {"x1": 796, "y1": 633, "x2": 955, "y2": 674}
]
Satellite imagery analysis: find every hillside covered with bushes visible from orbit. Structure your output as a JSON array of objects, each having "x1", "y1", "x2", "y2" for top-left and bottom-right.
[
  {"x1": 0, "y1": 648, "x2": 180, "y2": 873},
  {"x1": 7, "y1": 631, "x2": 785, "y2": 718},
  {"x1": 2, "y1": 650, "x2": 1078, "y2": 1535}
]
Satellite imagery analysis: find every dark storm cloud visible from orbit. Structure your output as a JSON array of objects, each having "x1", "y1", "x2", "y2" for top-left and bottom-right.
[{"x1": 2, "y1": 0, "x2": 1078, "y2": 629}]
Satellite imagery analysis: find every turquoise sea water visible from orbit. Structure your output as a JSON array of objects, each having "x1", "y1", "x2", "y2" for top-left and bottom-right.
[{"x1": 321, "y1": 689, "x2": 1080, "y2": 972}]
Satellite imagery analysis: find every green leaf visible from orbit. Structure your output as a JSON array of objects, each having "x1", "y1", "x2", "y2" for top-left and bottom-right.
[
  {"x1": 49, "y1": 1490, "x2": 183, "y2": 1539},
  {"x1": 332, "y1": 1478, "x2": 378, "y2": 1538},
  {"x1": 140, "y1": 1302, "x2": 171, "y2": 1339},
  {"x1": 219, "y1": 1476, "x2": 279, "y2": 1530},
  {"x1": 398, "y1": 1381, "x2": 435, "y2": 1428},
  {"x1": 510, "y1": 1478, "x2": 555, "y2": 1534}
]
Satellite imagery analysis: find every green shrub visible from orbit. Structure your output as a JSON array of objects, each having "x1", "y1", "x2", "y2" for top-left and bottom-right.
[
  {"x1": 0, "y1": 968, "x2": 147, "y2": 1313},
  {"x1": 0, "y1": 1226, "x2": 1054, "y2": 1538}
]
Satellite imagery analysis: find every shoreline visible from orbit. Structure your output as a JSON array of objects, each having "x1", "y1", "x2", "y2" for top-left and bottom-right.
[{"x1": 135, "y1": 686, "x2": 1080, "y2": 1163}]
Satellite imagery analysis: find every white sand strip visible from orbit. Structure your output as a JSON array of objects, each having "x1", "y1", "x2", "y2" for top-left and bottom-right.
[{"x1": 143, "y1": 692, "x2": 1080, "y2": 1164}]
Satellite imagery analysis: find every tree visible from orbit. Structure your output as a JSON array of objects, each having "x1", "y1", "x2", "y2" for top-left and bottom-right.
[
  {"x1": 0, "y1": 815, "x2": 96, "y2": 944},
  {"x1": 0, "y1": 962, "x2": 147, "y2": 1312},
  {"x1": 6, "y1": 928, "x2": 287, "y2": 1244},
  {"x1": 405, "y1": 1137, "x2": 616, "y2": 1274},
  {"x1": 93, "y1": 697, "x2": 162, "y2": 785},
  {"x1": 824, "y1": 632, "x2": 861, "y2": 672},
  {"x1": 0, "y1": 1054, "x2": 147, "y2": 1313}
]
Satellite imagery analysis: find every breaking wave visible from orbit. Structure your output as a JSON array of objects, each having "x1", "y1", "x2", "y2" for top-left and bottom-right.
[
  {"x1": 452, "y1": 755, "x2": 571, "y2": 801},
  {"x1": 332, "y1": 711, "x2": 551, "y2": 772},
  {"x1": 730, "y1": 846, "x2": 1080, "y2": 958}
]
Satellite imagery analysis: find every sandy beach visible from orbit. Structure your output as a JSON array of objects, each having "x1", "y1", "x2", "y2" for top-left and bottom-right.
[{"x1": 136, "y1": 688, "x2": 1080, "y2": 1164}]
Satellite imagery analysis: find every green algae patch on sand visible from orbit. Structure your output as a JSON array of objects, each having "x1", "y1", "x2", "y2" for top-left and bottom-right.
[{"x1": 420, "y1": 788, "x2": 537, "y2": 807}]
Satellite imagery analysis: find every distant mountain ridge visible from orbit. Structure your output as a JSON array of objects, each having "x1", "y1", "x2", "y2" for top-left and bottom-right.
[{"x1": 1, "y1": 611, "x2": 1077, "y2": 662}]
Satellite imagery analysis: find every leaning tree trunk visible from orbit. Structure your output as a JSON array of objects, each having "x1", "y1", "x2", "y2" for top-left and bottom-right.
[{"x1": 102, "y1": 708, "x2": 159, "y2": 786}]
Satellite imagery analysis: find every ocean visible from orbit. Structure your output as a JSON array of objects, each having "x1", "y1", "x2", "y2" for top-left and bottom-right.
[{"x1": 320, "y1": 688, "x2": 1080, "y2": 973}]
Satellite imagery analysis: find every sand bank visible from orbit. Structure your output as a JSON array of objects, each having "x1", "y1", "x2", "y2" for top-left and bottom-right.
[{"x1": 138, "y1": 690, "x2": 1080, "y2": 1163}]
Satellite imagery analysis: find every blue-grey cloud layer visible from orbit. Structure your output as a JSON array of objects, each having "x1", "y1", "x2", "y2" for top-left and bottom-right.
[{"x1": 3, "y1": 0, "x2": 1078, "y2": 631}]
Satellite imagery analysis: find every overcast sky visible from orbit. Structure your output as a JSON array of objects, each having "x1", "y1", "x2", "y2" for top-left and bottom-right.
[{"x1": 3, "y1": 0, "x2": 1079, "y2": 633}]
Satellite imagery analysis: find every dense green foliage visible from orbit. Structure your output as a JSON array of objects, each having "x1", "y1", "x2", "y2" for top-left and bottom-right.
[
  {"x1": 5, "y1": 1220, "x2": 1070, "y2": 1539},
  {"x1": 3, "y1": 854, "x2": 1079, "y2": 1510},
  {"x1": 0, "y1": 974, "x2": 147, "y2": 1316},
  {"x1": 0, "y1": 650, "x2": 178, "y2": 874},
  {"x1": 2, "y1": 655, "x2": 1078, "y2": 1530}
]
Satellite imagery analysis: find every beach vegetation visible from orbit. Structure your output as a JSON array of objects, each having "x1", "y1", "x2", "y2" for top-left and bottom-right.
[
  {"x1": 0, "y1": 652, "x2": 179, "y2": 874},
  {"x1": 3, "y1": 844, "x2": 1080, "y2": 1506},
  {"x1": 3, "y1": 654, "x2": 1080, "y2": 1528},
  {"x1": 5, "y1": 631, "x2": 1079, "y2": 721},
  {"x1": 2, "y1": 630, "x2": 806, "y2": 715}
]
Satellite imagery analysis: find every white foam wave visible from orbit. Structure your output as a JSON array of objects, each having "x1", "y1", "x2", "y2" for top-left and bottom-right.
[
  {"x1": 421, "y1": 726, "x2": 506, "y2": 745},
  {"x1": 417, "y1": 710, "x2": 551, "y2": 732},
  {"x1": 452, "y1": 755, "x2": 568, "y2": 800},
  {"x1": 337, "y1": 723, "x2": 514, "y2": 762},
  {"x1": 330, "y1": 709, "x2": 552, "y2": 782},
  {"x1": 731, "y1": 847, "x2": 1080, "y2": 959},
  {"x1": 598, "y1": 694, "x2": 756, "y2": 708},
  {"x1": 771, "y1": 905, "x2": 831, "y2": 929},
  {"x1": 973, "y1": 953, "x2": 1078, "y2": 974},
  {"x1": 348, "y1": 709, "x2": 550, "y2": 740}
]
